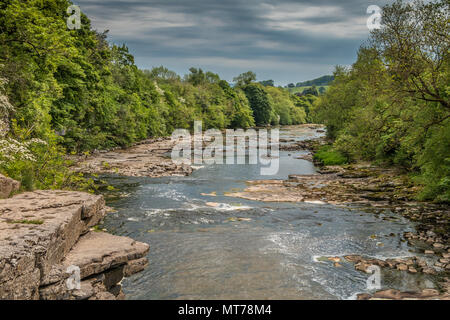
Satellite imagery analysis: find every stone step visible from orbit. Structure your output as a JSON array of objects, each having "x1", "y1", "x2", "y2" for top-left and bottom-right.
[
  {"x1": 0, "y1": 190, "x2": 106, "y2": 299},
  {"x1": 39, "y1": 231, "x2": 149, "y2": 300},
  {"x1": 62, "y1": 231, "x2": 149, "y2": 279}
]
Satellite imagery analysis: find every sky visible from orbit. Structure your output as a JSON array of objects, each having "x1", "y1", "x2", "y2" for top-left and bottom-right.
[{"x1": 74, "y1": 0, "x2": 392, "y2": 86}]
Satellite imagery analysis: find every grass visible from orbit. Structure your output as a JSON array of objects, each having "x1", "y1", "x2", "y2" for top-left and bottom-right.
[
  {"x1": 91, "y1": 225, "x2": 106, "y2": 232},
  {"x1": 101, "y1": 161, "x2": 110, "y2": 169},
  {"x1": 314, "y1": 145, "x2": 348, "y2": 165},
  {"x1": 7, "y1": 219, "x2": 44, "y2": 225}
]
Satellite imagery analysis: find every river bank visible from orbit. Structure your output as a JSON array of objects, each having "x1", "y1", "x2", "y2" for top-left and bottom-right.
[
  {"x1": 87, "y1": 124, "x2": 447, "y2": 300},
  {"x1": 0, "y1": 176, "x2": 149, "y2": 300},
  {"x1": 1, "y1": 124, "x2": 448, "y2": 300},
  {"x1": 225, "y1": 134, "x2": 450, "y2": 300}
]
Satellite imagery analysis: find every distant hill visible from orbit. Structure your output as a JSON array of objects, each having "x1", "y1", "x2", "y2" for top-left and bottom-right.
[
  {"x1": 295, "y1": 75, "x2": 334, "y2": 87},
  {"x1": 288, "y1": 85, "x2": 329, "y2": 96},
  {"x1": 285, "y1": 75, "x2": 334, "y2": 96}
]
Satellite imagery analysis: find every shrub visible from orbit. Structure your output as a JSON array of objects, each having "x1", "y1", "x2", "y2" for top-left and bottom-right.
[{"x1": 314, "y1": 145, "x2": 348, "y2": 165}]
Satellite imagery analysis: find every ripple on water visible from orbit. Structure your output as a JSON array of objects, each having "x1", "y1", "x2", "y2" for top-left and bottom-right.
[{"x1": 103, "y1": 126, "x2": 437, "y2": 300}]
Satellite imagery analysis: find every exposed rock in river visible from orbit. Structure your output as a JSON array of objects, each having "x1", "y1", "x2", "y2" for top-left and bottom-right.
[
  {"x1": 72, "y1": 137, "x2": 192, "y2": 177},
  {"x1": 279, "y1": 138, "x2": 326, "y2": 152},
  {"x1": 0, "y1": 190, "x2": 149, "y2": 300},
  {"x1": 225, "y1": 141, "x2": 449, "y2": 299}
]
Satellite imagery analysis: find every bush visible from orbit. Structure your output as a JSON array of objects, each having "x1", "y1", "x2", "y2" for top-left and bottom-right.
[
  {"x1": 311, "y1": 0, "x2": 449, "y2": 202},
  {"x1": 314, "y1": 145, "x2": 348, "y2": 165}
]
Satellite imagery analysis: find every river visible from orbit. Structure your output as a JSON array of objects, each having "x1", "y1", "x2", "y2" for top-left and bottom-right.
[{"x1": 101, "y1": 126, "x2": 438, "y2": 300}]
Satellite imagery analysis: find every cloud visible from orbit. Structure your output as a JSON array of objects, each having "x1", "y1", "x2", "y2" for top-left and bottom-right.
[
  {"x1": 73, "y1": 0, "x2": 391, "y2": 85},
  {"x1": 261, "y1": 3, "x2": 369, "y2": 38}
]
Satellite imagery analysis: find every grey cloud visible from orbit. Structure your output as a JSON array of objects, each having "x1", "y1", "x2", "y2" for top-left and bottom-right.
[{"x1": 74, "y1": 0, "x2": 391, "y2": 85}]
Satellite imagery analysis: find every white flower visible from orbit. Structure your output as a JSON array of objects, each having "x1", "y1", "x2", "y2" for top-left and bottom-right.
[
  {"x1": 154, "y1": 81, "x2": 165, "y2": 95},
  {"x1": 0, "y1": 77, "x2": 47, "y2": 166},
  {"x1": 0, "y1": 137, "x2": 47, "y2": 164}
]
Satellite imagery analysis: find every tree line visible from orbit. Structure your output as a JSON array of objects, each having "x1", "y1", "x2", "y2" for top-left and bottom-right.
[
  {"x1": 0, "y1": 0, "x2": 313, "y2": 190},
  {"x1": 311, "y1": 0, "x2": 449, "y2": 202}
]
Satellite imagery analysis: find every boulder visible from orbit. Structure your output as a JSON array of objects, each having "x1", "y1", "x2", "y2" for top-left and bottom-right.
[
  {"x1": 62, "y1": 231, "x2": 149, "y2": 279},
  {"x1": 0, "y1": 174, "x2": 20, "y2": 199},
  {"x1": 0, "y1": 190, "x2": 149, "y2": 300},
  {"x1": 396, "y1": 264, "x2": 408, "y2": 271},
  {"x1": 361, "y1": 288, "x2": 444, "y2": 300},
  {"x1": 356, "y1": 293, "x2": 372, "y2": 300},
  {"x1": 420, "y1": 289, "x2": 440, "y2": 298},
  {"x1": 373, "y1": 289, "x2": 402, "y2": 299}
]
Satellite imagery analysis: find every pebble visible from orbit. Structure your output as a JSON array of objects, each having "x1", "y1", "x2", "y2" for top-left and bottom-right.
[
  {"x1": 405, "y1": 259, "x2": 414, "y2": 266},
  {"x1": 421, "y1": 289, "x2": 440, "y2": 297},
  {"x1": 422, "y1": 267, "x2": 437, "y2": 275},
  {"x1": 417, "y1": 260, "x2": 427, "y2": 267},
  {"x1": 397, "y1": 264, "x2": 408, "y2": 271},
  {"x1": 408, "y1": 267, "x2": 417, "y2": 273},
  {"x1": 328, "y1": 257, "x2": 341, "y2": 263}
]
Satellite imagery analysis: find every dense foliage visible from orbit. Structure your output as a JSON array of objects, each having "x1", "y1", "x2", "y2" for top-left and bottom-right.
[
  {"x1": 0, "y1": 0, "x2": 307, "y2": 190},
  {"x1": 311, "y1": 0, "x2": 449, "y2": 202},
  {"x1": 313, "y1": 145, "x2": 348, "y2": 166},
  {"x1": 239, "y1": 82, "x2": 308, "y2": 126}
]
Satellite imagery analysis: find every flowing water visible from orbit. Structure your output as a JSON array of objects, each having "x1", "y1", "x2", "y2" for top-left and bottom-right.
[{"x1": 102, "y1": 126, "x2": 438, "y2": 300}]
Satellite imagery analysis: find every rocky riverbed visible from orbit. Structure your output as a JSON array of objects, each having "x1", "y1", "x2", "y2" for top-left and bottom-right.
[
  {"x1": 226, "y1": 137, "x2": 450, "y2": 300},
  {"x1": 72, "y1": 137, "x2": 192, "y2": 178},
  {"x1": 2, "y1": 126, "x2": 449, "y2": 300}
]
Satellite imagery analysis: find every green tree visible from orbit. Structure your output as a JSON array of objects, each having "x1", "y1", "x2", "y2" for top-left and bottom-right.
[
  {"x1": 233, "y1": 71, "x2": 256, "y2": 86},
  {"x1": 312, "y1": 0, "x2": 449, "y2": 202},
  {"x1": 371, "y1": 0, "x2": 449, "y2": 110},
  {"x1": 242, "y1": 83, "x2": 273, "y2": 126},
  {"x1": 144, "y1": 66, "x2": 180, "y2": 82},
  {"x1": 259, "y1": 80, "x2": 274, "y2": 87},
  {"x1": 265, "y1": 86, "x2": 306, "y2": 125}
]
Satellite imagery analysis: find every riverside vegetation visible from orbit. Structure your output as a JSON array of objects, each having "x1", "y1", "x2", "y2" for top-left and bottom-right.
[
  {"x1": 310, "y1": 0, "x2": 449, "y2": 203},
  {"x1": 0, "y1": 0, "x2": 447, "y2": 204},
  {"x1": 0, "y1": 0, "x2": 314, "y2": 192},
  {"x1": 0, "y1": 0, "x2": 447, "y2": 207}
]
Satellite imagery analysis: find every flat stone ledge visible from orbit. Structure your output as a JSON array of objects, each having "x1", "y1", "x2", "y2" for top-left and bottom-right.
[
  {"x1": 62, "y1": 231, "x2": 149, "y2": 279},
  {"x1": 0, "y1": 190, "x2": 150, "y2": 300},
  {"x1": 0, "y1": 190, "x2": 105, "y2": 299}
]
